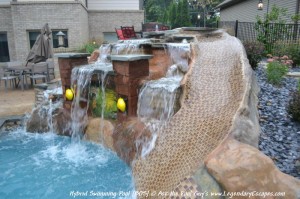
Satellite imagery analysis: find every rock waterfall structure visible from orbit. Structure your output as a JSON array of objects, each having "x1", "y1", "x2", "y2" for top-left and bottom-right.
[{"x1": 132, "y1": 29, "x2": 300, "y2": 198}]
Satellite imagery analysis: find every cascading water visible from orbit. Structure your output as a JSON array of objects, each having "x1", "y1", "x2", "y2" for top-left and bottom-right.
[
  {"x1": 137, "y1": 43, "x2": 191, "y2": 157},
  {"x1": 70, "y1": 46, "x2": 113, "y2": 141},
  {"x1": 112, "y1": 39, "x2": 151, "y2": 55},
  {"x1": 70, "y1": 65, "x2": 96, "y2": 141},
  {"x1": 98, "y1": 44, "x2": 112, "y2": 63},
  {"x1": 1, "y1": 44, "x2": 134, "y2": 199}
]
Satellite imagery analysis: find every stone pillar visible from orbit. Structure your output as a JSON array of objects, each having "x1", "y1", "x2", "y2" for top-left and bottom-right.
[
  {"x1": 56, "y1": 53, "x2": 89, "y2": 110},
  {"x1": 110, "y1": 55, "x2": 153, "y2": 122}
]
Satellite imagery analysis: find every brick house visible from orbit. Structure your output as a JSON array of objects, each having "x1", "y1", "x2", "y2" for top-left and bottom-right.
[
  {"x1": 217, "y1": 0, "x2": 300, "y2": 23},
  {"x1": 0, "y1": 0, "x2": 144, "y2": 62}
]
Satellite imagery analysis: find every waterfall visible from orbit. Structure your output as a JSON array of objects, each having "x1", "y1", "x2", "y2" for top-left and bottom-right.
[
  {"x1": 70, "y1": 65, "x2": 95, "y2": 142},
  {"x1": 136, "y1": 43, "x2": 191, "y2": 157},
  {"x1": 70, "y1": 44, "x2": 113, "y2": 142},
  {"x1": 111, "y1": 39, "x2": 151, "y2": 55},
  {"x1": 98, "y1": 44, "x2": 111, "y2": 63}
]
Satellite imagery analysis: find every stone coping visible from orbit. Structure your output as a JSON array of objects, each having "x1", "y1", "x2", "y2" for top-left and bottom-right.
[
  {"x1": 181, "y1": 27, "x2": 218, "y2": 32},
  {"x1": 55, "y1": 53, "x2": 89, "y2": 58},
  {"x1": 34, "y1": 83, "x2": 48, "y2": 90},
  {"x1": 173, "y1": 35, "x2": 195, "y2": 41},
  {"x1": 287, "y1": 72, "x2": 300, "y2": 78},
  {"x1": 108, "y1": 54, "x2": 153, "y2": 61},
  {"x1": 93, "y1": 68, "x2": 115, "y2": 76}
]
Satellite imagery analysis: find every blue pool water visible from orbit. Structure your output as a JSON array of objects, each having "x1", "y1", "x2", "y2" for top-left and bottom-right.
[{"x1": 0, "y1": 129, "x2": 135, "y2": 199}]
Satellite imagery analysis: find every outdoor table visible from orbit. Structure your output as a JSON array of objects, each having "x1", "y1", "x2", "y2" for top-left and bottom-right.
[{"x1": 6, "y1": 64, "x2": 32, "y2": 91}]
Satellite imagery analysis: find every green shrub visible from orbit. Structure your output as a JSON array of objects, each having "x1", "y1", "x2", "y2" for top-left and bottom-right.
[
  {"x1": 298, "y1": 79, "x2": 300, "y2": 92},
  {"x1": 286, "y1": 45, "x2": 300, "y2": 66},
  {"x1": 287, "y1": 91, "x2": 300, "y2": 122},
  {"x1": 76, "y1": 38, "x2": 103, "y2": 54},
  {"x1": 89, "y1": 88, "x2": 117, "y2": 119},
  {"x1": 272, "y1": 42, "x2": 300, "y2": 67},
  {"x1": 266, "y1": 61, "x2": 288, "y2": 85},
  {"x1": 85, "y1": 43, "x2": 100, "y2": 54},
  {"x1": 243, "y1": 41, "x2": 265, "y2": 70}
]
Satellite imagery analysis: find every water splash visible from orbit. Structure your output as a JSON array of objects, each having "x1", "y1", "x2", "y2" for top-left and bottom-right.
[
  {"x1": 70, "y1": 45, "x2": 114, "y2": 142},
  {"x1": 112, "y1": 39, "x2": 151, "y2": 55},
  {"x1": 138, "y1": 76, "x2": 182, "y2": 121},
  {"x1": 136, "y1": 43, "x2": 191, "y2": 157},
  {"x1": 0, "y1": 130, "x2": 134, "y2": 199},
  {"x1": 47, "y1": 99, "x2": 54, "y2": 134},
  {"x1": 97, "y1": 44, "x2": 112, "y2": 63}
]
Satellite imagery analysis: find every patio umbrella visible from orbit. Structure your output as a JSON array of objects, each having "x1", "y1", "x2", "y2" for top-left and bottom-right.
[{"x1": 26, "y1": 23, "x2": 53, "y2": 65}]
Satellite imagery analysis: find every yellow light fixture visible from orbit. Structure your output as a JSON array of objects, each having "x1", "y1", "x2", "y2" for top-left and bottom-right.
[
  {"x1": 117, "y1": 98, "x2": 126, "y2": 112},
  {"x1": 65, "y1": 89, "x2": 74, "y2": 101}
]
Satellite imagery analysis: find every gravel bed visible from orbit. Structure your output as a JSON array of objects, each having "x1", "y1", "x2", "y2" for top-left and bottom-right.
[{"x1": 256, "y1": 64, "x2": 300, "y2": 179}]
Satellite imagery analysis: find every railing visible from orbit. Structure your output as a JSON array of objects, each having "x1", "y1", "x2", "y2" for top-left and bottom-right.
[{"x1": 219, "y1": 21, "x2": 300, "y2": 53}]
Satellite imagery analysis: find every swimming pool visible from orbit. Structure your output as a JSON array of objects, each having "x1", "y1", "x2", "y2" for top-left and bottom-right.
[{"x1": 0, "y1": 129, "x2": 135, "y2": 199}]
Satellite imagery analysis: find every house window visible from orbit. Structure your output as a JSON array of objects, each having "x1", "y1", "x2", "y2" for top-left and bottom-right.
[
  {"x1": 29, "y1": 31, "x2": 40, "y2": 49},
  {"x1": 0, "y1": 33, "x2": 10, "y2": 62},
  {"x1": 28, "y1": 30, "x2": 69, "y2": 49}
]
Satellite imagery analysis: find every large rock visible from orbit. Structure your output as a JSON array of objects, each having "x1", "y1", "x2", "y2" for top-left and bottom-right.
[
  {"x1": 205, "y1": 138, "x2": 300, "y2": 199},
  {"x1": 52, "y1": 108, "x2": 72, "y2": 136},
  {"x1": 113, "y1": 117, "x2": 152, "y2": 164},
  {"x1": 88, "y1": 50, "x2": 100, "y2": 64},
  {"x1": 26, "y1": 103, "x2": 51, "y2": 133},
  {"x1": 84, "y1": 118, "x2": 115, "y2": 151},
  {"x1": 26, "y1": 104, "x2": 72, "y2": 136}
]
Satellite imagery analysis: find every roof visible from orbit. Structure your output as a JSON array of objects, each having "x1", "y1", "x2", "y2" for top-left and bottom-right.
[{"x1": 216, "y1": 0, "x2": 244, "y2": 9}]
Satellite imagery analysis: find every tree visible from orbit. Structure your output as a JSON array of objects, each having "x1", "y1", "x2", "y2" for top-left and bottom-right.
[
  {"x1": 255, "y1": 5, "x2": 289, "y2": 53},
  {"x1": 167, "y1": 0, "x2": 192, "y2": 28},
  {"x1": 144, "y1": 0, "x2": 221, "y2": 27},
  {"x1": 180, "y1": 0, "x2": 192, "y2": 27},
  {"x1": 144, "y1": 0, "x2": 173, "y2": 23},
  {"x1": 188, "y1": 0, "x2": 222, "y2": 27}
]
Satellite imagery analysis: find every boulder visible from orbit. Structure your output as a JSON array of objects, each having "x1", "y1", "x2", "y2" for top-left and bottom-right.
[
  {"x1": 84, "y1": 118, "x2": 115, "y2": 151},
  {"x1": 26, "y1": 103, "x2": 50, "y2": 133},
  {"x1": 205, "y1": 138, "x2": 300, "y2": 199},
  {"x1": 52, "y1": 108, "x2": 72, "y2": 136},
  {"x1": 26, "y1": 104, "x2": 73, "y2": 136},
  {"x1": 113, "y1": 117, "x2": 152, "y2": 164},
  {"x1": 88, "y1": 50, "x2": 100, "y2": 64}
]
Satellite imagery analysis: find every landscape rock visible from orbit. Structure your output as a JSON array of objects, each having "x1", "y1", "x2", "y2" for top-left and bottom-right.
[
  {"x1": 113, "y1": 117, "x2": 152, "y2": 164},
  {"x1": 256, "y1": 64, "x2": 300, "y2": 177},
  {"x1": 84, "y1": 118, "x2": 115, "y2": 151},
  {"x1": 52, "y1": 108, "x2": 72, "y2": 136},
  {"x1": 205, "y1": 138, "x2": 300, "y2": 199},
  {"x1": 88, "y1": 50, "x2": 100, "y2": 64},
  {"x1": 26, "y1": 103, "x2": 50, "y2": 133}
]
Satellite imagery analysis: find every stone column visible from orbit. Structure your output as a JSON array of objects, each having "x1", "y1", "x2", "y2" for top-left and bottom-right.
[
  {"x1": 56, "y1": 53, "x2": 89, "y2": 110},
  {"x1": 110, "y1": 55, "x2": 153, "y2": 122}
]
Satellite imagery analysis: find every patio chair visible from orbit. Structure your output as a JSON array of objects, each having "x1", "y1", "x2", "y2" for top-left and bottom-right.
[
  {"x1": 121, "y1": 26, "x2": 137, "y2": 39},
  {"x1": 46, "y1": 59, "x2": 55, "y2": 80},
  {"x1": 115, "y1": 28, "x2": 125, "y2": 40},
  {"x1": 0, "y1": 67, "x2": 18, "y2": 91},
  {"x1": 160, "y1": 25, "x2": 170, "y2": 30},
  {"x1": 27, "y1": 62, "x2": 48, "y2": 85}
]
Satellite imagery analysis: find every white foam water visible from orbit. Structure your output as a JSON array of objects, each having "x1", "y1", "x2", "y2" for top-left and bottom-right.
[
  {"x1": 136, "y1": 43, "x2": 191, "y2": 157},
  {"x1": 0, "y1": 130, "x2": 135, "y2": 199}
]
